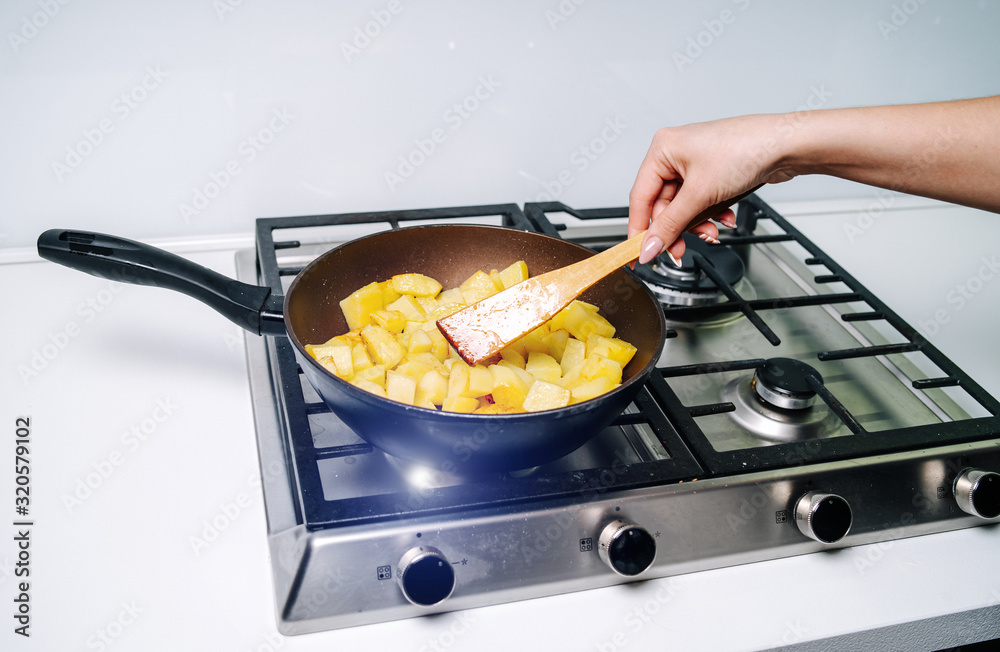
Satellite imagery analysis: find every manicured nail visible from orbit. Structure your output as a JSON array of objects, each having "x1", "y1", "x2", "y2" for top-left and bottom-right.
[
  {"x1": 666, "y1": 250, "x2": 682, "y2": 267},
  {"x1": 698, "y1": 233, "x2": 721, "y2": 245},
  {"x1": 639, "y1": 235, "x2": 663, "y2": 265},
  {"x1": 718, "y1": 215, "x2": 737, "y2": 229}
]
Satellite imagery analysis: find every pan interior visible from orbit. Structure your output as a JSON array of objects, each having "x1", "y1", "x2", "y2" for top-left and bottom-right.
[{"x1": 285, "y1": 225, "x2": 663, "y2": 383}]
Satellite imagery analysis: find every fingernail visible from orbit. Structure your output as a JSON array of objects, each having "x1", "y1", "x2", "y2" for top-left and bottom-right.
[
  {"x1": 718, "y1": 215, "x2": 737, "y2": 229},
  {"x1": 698, "y1": 233, "x2": 721, "y2": 245},
  {"x1": 639, "y1": 235, "x2": 663, "y2": 265},
  {"x1": 666, "y1": 250, "x2": 682, "y2": 268}
]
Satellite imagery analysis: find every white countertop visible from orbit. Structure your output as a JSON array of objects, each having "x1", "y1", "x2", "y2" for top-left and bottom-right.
[{"x1": 2, "y1": 198, "x2": 999, "y2": 651}]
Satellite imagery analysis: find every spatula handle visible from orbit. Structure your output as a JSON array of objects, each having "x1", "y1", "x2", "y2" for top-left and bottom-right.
[{"x1": 589, "y1": 230, "x2": 646, "y2": 274}]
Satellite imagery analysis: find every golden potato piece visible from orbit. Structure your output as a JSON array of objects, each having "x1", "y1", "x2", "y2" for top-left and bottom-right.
[
  {"x1": 442, "y1": 395, "x2": 479, "y2": 413},
  {"x1": 425, "y1": 302, "x2": 465, "y2": 321},
  {"x1": 351, "y1": 343, "x2": 373, "y2": 372},
  {"x1": 473, "y1": 403, "x2": 525, "y2": 414},
  {"x1": 499, "y1": 347, "x2": 526, "y2": 369},
  {"x1": 570, "y1": 376, "x2": 619, "y2": 403},
  {"x1": 386, "y1": 370, "x2": 416, "y2": 405},
  {"x1": 522, "y1": 380, "x2": 571, "y2": 412},
  {"x1": 378, "y1": 280, "x2": 401, "y2": 306},
  {"x1": 339, "y1": 281, "x2": 383, "y2": 331},
  {"x1": 317, "y1": 329, "x2": 363, "y2": 349},
  {"x1": 560, "y1": 338, "x2": 586, "y2": 376},
  {"x1": 305, "y1": 342, "x2": 343, "y2": 361},
  {"x1": 503, "y1": 337, "x2": 527, "y2": 359},
  {"x1": 391, "y1": 273, "x2": 443, "y2": 297},
  {"x1": 590, "y1": 336, "x2": 638, "y2": 368},
  {"x1": 468, "y1": 365, "x2": 494, "y2": 396},
  {"x1": 426, "y1": 327, "x2": 451, "y2": 362},
  {"x1": 488, "y1": 364, "x2": 530, "y2": 410},
  {"x1": 386, "y1": 295, "x2": 426, "y2": 322},
  {"x1": 408, "y1": 351, "x2": 448, "y2": 374},
  {"x1": 460, "y1": 270, "x2": 499, "y2": 305},
  {"x1": 415, "y1": 369, "x2": 449, "y2": 406},
  {"x1": 395, "y1": 359, "x2": 432, "y2": 382},
  {"x1": 498, "y1": 260, "x2": 529, "y2": 289},
  {"x1": 499, "y1": 361, "x2": 535, "y2": 388},
  {"x1": 438, "y1": 287, "x2": 464, "y2": 305},
  {"x1": 415, "y1": 395, "x2": 437, "y2": 410},
  {"x1": 416, "y1": 297, "x2": 440, "y2": 315},
  {"x1": 525, "y1": 352, "x2": 561, "y2": 384},
  {"x1": 564, "y1": 301, "x2": 615, "y2": 341},
  {"x1": 580, "y1": 353, "x2": 623, "y2": 385},
  {"x1": 352, "y1": 378, "x2": 387, "y2": 398},
  {"x1": 542, "y1": 329, "x2": 570, "y2": 363},
  {"x1": 448, "y1": 362, "x2": 492, "y2": 399},
  {"x1": 522, "y1": 323, "x2": 550, "y2": 354},
  {"x1": 557, "y1": 361, "x2": 586, "y2": 391},
  {"x1": 361, "y1": 324, "x2": 405, "y2": 370},
  {"x1": 354, "y1": 364, "x2": 386, "y2": 387},
  {"x1": 407, "y1": 329, "x2": 433, "y2": 354},
  {"x1": 317, "y1": 356, "x2": 349, "y2": 381},
  {"x1": 371, "y1": 309, "x2": 406, "y2": 334},
  {"x1": 447, "y1": 361, "x2": 470, "y2": 398}
]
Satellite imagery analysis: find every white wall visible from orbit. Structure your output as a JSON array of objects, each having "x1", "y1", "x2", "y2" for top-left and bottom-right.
[{"x1": 2, "y1": 0, "x2": 997, "y2": 248}]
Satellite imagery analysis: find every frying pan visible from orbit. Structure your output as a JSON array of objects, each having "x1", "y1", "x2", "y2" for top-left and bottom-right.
[{"x1": 37, "y1": 225, "x2": 666, "y2": 472}]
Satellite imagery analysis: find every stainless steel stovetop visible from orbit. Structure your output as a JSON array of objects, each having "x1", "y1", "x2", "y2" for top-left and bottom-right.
[{"x1": 238, "y1": 198, "x2": 1000, "y2": 635}]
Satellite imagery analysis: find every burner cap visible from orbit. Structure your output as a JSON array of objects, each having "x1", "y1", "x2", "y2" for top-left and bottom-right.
[
  {"x1": 752, "y1": 358, "x2": 823, "y2": 410},
  {"x1": 632, "y1": 233, "x2": 744, "y2": 305}
]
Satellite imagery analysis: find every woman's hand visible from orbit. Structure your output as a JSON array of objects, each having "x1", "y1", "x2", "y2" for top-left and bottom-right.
[
  {"x1": 628, "y1": 114, "x2": 798, "y2": 265},
  {"x1": 629, "y1": 96, "x2": 1000, "y2": 266}
]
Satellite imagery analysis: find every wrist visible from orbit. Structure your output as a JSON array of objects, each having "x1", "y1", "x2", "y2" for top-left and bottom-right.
[{"x1": 774, "y1": 108, "x2": 834, "y2": 179}]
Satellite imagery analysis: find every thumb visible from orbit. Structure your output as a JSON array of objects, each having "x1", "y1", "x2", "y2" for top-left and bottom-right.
[{"x1": 639, "y1": 185, "x2": 712, "y2": 265}]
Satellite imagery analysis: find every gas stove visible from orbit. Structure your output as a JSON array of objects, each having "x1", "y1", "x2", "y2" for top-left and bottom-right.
[{"x1": 237, "y1": 197, "x2": 1000, "y2": 635}]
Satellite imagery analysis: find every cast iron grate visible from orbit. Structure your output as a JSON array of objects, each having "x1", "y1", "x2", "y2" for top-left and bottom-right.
[{"x1": 524, "y1": 198, "x2": 1000, "y2": 477}]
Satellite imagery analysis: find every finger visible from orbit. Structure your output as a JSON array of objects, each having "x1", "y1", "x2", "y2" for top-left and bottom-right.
[
  {"x1": 664, "y1": 235, "x2": 685, "y2": 266},
  {"x1": 662, "y1": 212, "x2": 721, "y2": 265},
  {"x1": 628, "y1": 153, "x2": 678, "y2": 239},
  {"x1": 712, "y1": 208, "x2": 737, "y2": 229},
  {"x1": 627, "y1": 173, "x2": 659, "y2": 238},
  {"x1": 687, "y1": 220, "x2": 720, "y2": 244},
  {"x1": 638, "y1": 184, "x2": 711, "y2": 264},
  {"x1": 649, "y1": 182, "x2": 679, "y2": 228}
]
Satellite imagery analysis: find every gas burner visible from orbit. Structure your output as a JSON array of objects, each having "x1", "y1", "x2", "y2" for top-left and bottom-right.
[
  {"x1": 752, "y1": 358, "x2": 822, "y2": 410},
  {"x1": 633, "y1": 233, "x2": 745, "y2": 308},
  {"x1": 720, "y1": 358, "x2": 838, "y2": 443}
]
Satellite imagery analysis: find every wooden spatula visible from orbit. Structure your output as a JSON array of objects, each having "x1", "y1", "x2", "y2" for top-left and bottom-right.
[{"x1": 437, "y1": 230, "x2": 647, "y2": 366}]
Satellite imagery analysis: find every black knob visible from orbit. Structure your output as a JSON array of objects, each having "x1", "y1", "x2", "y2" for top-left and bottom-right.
[
  {"x1": 794, "y1": 492, "x2": 852, "y2": 544},
  {"x1": 397, "y1": 546, "x2": 455, "y2": 606},
  {"x1": 598, "y1": 519, "x2": 656, "y2": 576},
  {"x1": 954, "y1": 468, "x2": 1000, "y2": 519}
]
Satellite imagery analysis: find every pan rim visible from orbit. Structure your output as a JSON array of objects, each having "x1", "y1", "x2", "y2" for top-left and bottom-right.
[{"x1": 282, "y1": 223, "x2": 666, "y2": 419}]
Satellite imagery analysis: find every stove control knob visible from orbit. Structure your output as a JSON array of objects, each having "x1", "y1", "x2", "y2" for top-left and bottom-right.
[
  {"x1": 954, "y1": 468, "x2": 1000, "y2": 519},
  {"x1": 396, "y1": 546, "x2": 455, "y2": 607},
  {"x1": 794, "y1": 492, "x2": 852, "y2": 544},
  {"x1": 598, "y1": 519, "x2": 656, "y2": 576}
]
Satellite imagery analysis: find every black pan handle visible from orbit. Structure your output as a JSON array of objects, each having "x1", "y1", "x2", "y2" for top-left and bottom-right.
[{"x1": 37, "y1": 229, "x2": 286, "y2": 336}]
